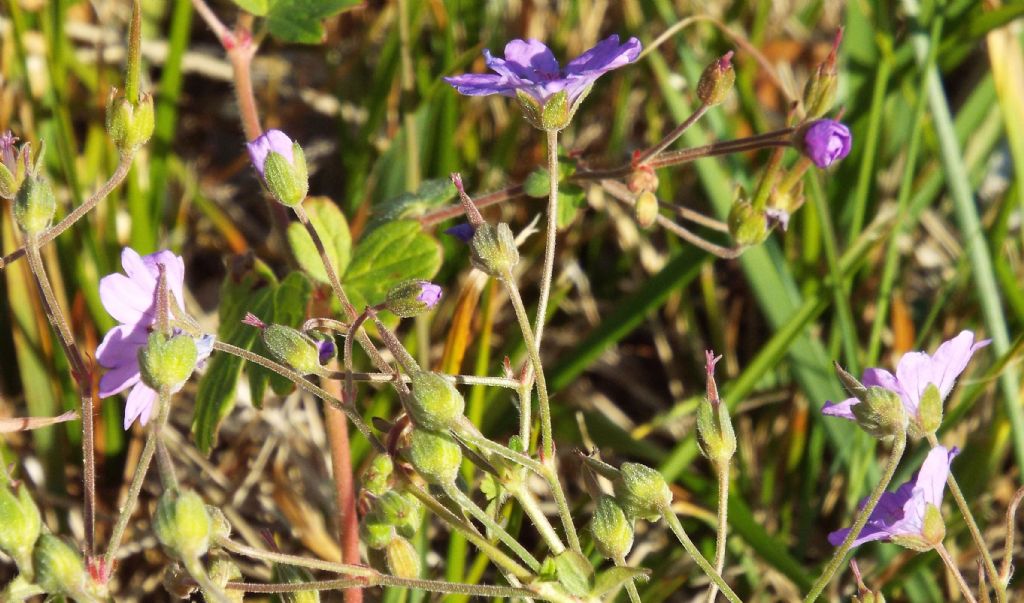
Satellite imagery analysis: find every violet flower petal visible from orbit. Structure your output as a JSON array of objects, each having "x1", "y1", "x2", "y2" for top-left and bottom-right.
[
  {"x1": 247, "y1": 129, "x2": 295, "y2": 177},
  {"x1": 803, "y1": 120, "x2": 852, "y2": 168},
  {"x1": 501, "y1": 39, "x2": 561, "y2": 79},
  {"x1": 565, "y1": 35, "x2": 642, "y2": 76},
  {"x1": 895, "y1": 331, "x2": 989, "y2": 408},
  {"x1": 822, "y1": 397, "x2": 857, "y2": 420},
  {"x1": 124, "y1": 383, "x2": 159, "y2": 430}
]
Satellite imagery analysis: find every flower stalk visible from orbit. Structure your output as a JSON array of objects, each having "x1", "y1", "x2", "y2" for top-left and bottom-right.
[{"x1": 661, "y1": 507, "x2": 742, "y2": 603}]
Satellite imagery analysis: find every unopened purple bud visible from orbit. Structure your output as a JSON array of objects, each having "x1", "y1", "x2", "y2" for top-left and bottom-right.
[
  {"x1": 445, "y1": 223, "x2": 475, "y2": 243},
  {"x1": 317, "y1": 339, "x2": 336, "y2": 364},
  {"x1": 416, "y1": 283, "x2": 442, "y2": 308},
  {"x1": 802, "y1": 120, "x2": 852, "y2": 168},
  {"x1": 0, "y1": 131, "x2": 17, "y2": 170},
  {"x1": 764, "y1": 207, "x2": 790, "y2": 231},
  {"x1": 385, "y1": 280, "x2": 443, "y2": 318},
  {"x1": 246, "y1": 129, "x2": 295, "y2": 178}
]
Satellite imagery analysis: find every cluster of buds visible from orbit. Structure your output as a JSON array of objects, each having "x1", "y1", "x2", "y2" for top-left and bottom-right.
[
  {"x1": 359, "y1": 454, "x2": 424, "y2": 580},
  {"x1": 0, "y1": 477, "x2": 42, "y2": 577}
]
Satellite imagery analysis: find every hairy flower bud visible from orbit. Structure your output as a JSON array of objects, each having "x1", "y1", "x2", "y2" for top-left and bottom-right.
[
  {"x1": 271, "y1": 563, "x2": 321, "y2": 603},
  {"x1": 852, "y1": 386, "x2": 908, "y2": 439},
  {"x1": 260, "y1": 324, "x2": 323, "y2": 376},
  {"x1": 634, "y1": 191, "x2": 659, "y2": 229},
  {"x1": 799, "y1": 120, "x2": 852, "y2": 169},
  {"x1": 14, "y1": 174, "x2": 56, "y2": 236},
  {"x1": 207, "y1": 554, "x2": 244, "y2": 603},
  {"x1": 613, "y1": 462, "x2": 673, "y2": 521},
  {"x1": 407, "y1": 371, "x2": 465, "y2": 431},
  {"x1": 407, "y1": 428, "x2": 462, "y2": 485},
  {"x1": 727, "y1": 196, "x2": 768, "y2": 247},
  {"x1": 696, "y1": 51, "x2": 735, "y2": 106},
  {"x1": 154, "y1": 489, "x2": 212, "y2": 561},
  {"x1": 591, "y1": 496, "x2": 634, "y2": 560},
  {"x1": 247, "y1": 130, "x2": 308, "y2": 207},
  {"x1": 361, "y1": 515, "x2": 395, "y2": 550},
  {"x1": 0, "y1": 132, "x2": 30, "y2": 200},
  {"x1": 32, "y1": 535, "x2": 90, "y2": 600},
  {"x1": 385, "y1": 280, "x2": 443, "y2": 318},
  {"x1": 138, "y1": 332, "x2": 199, "y2": 392},
  {"x1": 376, "y1": 491, "x2": 424, "y2": 538},
  {"x1": 363, "y1": 454, "x2": 393, "y2": 496},
  {"x1": 803, "y1": 30, "x2": 842, "y2": 119},
  {"x1": 105, "y1": 90, "x2": 155, "y2": 153},
  {"x1": 470, "y1": 223, "x2": 519, "y2": 277},
  {"x1": 0, "y1": 480, "x2": 42, "y2": 575},
  {"x1": 385, "y1": 536, "x2": 421, "y2": 579},
  {"x1": 696, "y1": 399, "x2": 737, "y2": 466}
]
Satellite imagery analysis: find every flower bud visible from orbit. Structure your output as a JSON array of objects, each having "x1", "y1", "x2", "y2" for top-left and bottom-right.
[
  {"x1": 727, "y1": 196, "x2": 768, "y2": 247},
  {"x1": 696, "y1": 399, "x2": 737, "y2": 466},
  {"x1": 799, "y1": 119, "x2": 852, "y2": 169},
  {"x1": 261, "y1": 324, "x2": 323, "y2": 376},
  {"x1": 154, "y1": 489, "x2": 212, "y2": 561},
  {"x1": 913, "y1": 383, "x2": 943, "y2": 438},
  {"x1": 0, "y1": 480, "x2": 42, "y2": 575},
  {"x1": 207, "y1": 505, "x2": 232, "y2": 542},
  {"x1": 803, "y1": 30, "x2": 841, "y2": 119},
  {"x1": 407, "y1": 428, "x2": 462, "y2": 485},
  {"x1": 138, "y1": 332, "x2": 199, "y2": 392},
  {"x1": 696, "y1": 51, "x2": 735, "y2": 106},
  {"x1": 14, "y1": 174, "x2": 56, "y2": 236},
  {"x1": 32, "y1": 535, "x2": 90, "y2": 600},
  {"x1": 591, "y1": 496, "x2": 633, "y2": 560},
  {"x1": 470, "y1": 223, "x2": 519, "y2": 278},
  {"x1": 385, "y1": 536, "x2": 421, "y2": 579},
  {"x1": 0, "y1": 132, "x2": 29, "y2": 200},
  {"x1": 360, "y1": 515, "x2": 395, "y2": 550},
  {"x1": 247, "y1": 130, "x2": 308, "y2": 207},
  {"x1": 376, "y1": 491, "x2": 423, "y2": 539},
  {"x1": 634, "y1": 191, "x2": 659, "y2": 229},
  {"x1": 271, "y1": 563, "x2": 321, "y2": 603},
  {"x1": 626, "y1": 165, "x2": 659, "y2": 194},
  {"x1": 385, "y1": 280, "x2": 443, "y2": 318},
  {"x1": 105, "y1": 91, "x2": 155, "y2": 153},
  {"x1": 407, "y1": 371, "x2": 465, "y2": 431},
  {"x1": 852, "y1": 386, "x2": 908, "y2": 439},
  {"x1": 363, "y1": 454, "x2": 393, "y2": 496},
  {"x1": 613, "y1": 462, "x2": 673, "y2": 521},
  {"x1": 207, "y1": 554, "x2": 244, "y2": 603}
]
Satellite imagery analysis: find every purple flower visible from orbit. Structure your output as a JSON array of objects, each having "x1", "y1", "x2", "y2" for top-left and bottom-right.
[
  {"x1": 828, "y1": 446, "x2": 956, "y2": 547},
  {"x1": 444, "y1": 35, "x2": 641, "y2": 106},
  {"x1": 416, "y1": 282, "x2": 443, "y2": 309},
  {"x1": 802, "y1": 119, "x2": 852, "y2": 168},
  {"x1": 317, "y1": 339, "x2": 336, "y2": 364},
  {"x1": 246, "y1": 129, "x2": 295, "y2": 179},
  {"x1": 824, "y1": 331, "x2": 989, "y2": 428},
  {"x1": 444, "y1": 223, "x2": 476, "y2": 243},
  {"x1": 96, "y1": 248, "x2": 211, "y2": 429}
]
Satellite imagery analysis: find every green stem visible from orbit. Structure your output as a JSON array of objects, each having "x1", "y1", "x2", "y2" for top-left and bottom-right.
[
  {"x1": 706, "y1": 462, "x2": 730, "y2": 603},
  {"x1": 103, "y1": 386, "x2": 173, "y2": 570},
  {"x1": 927, "y1": 433, "x2": 1003, "y2": 601},
  {"x1": 511, "y1": 486, "x2": 566, "y2": 555},
  {"x1": 661, "y1": 508, "x2": 741, "y2": 603},
  {"x1": 155, "y1": 438, "x2": 179, "y2": 492},
  {"x1": 185, "y1": 557, "x2": 232, "y2": 603},
  {"x1": 215, "y1": 536, "x2": 377, "y2": 577},
  {"x1": 224, "y1": 577, "x2": 539, "y2": 599},
  {"x1": 613, "y1": 554, "x2": 643, "y2": 603},
  {"x1": 454, "y1": 423, "x2": 546, "y2": 475},
  {"x1": 442, "y1": 483, "x2": 541, "y2": 571},
  {"x1": 533, "y1": 129, "x2": 560, "y2": 353},
  {"x1": 802, "y1": 431, "x2": 907, "y2": 602},
  {"x1": 501, "y1": 271, "x2": 582, "y2": 554},
  {"x1": 935, "y1": 542, "x2": 978, "y2": 603}
]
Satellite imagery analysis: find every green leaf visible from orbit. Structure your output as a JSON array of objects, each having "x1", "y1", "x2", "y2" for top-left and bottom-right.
[
  {"x1": 265, "y1": 0, "x2": 363, "y2": 44},
  {"x1": 366, "y1": 178, "x2": 458, "y2": 231},
  {"x1": 523, "y1": 169, "x2": 548, "y2": 198},
  {"x1": 192, "y1": 260, "x2": 277, "y2": 454},
  {"x1": 556, "y1": 184, "x2": 586, "y2": 229},
  {"x1": 343, "y1": 220, "x2": 442, "y2": 311},
  {"x1": 230, "y1": 0, "x2": 269, "y2": 16},
  {"x1": 591, "y1": 567, "x2": 649, "y2": 599},
  {"x1": 287, "y1": 197, "x2": 351, "y2": 286}
]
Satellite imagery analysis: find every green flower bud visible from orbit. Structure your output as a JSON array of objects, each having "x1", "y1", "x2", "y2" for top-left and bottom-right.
[
  {"x1": 613, "y1": 462, "x2": 672, "y2": 521},
  {"x1": 363, "y1": 454, "x2": 393, "y2": 496},
  {"x1": 407, "y1": 371, "x2": 465, "y2": 431},
  {"x1": 728, "y1": 197, "x2": 768, "y2": 247},
  {"x1": 32, "y1": 535, "x2": 90, "y2": 600},
  {"x1": 360, "y1": 516, "x2": 395, "y2": 550},
  {"x1": 696, "y1": 52, "x2": 735, "y2": 106},
  {"x1": 407, "y1": 428, "x2": 462, "y2": 485},
  {"x1": 634, "y1": 191, "x2": 659, "y2": 229},
  {"x1": 138, "y1": 332, "x2": 199, "y2": 392},
  {"x1": 154, "y1": 489, "x2": 212, "y2": 561},
  {"x1": 852, "y1": 386, "x2": 908, "y2": 440},
  {"x1": 385, "y1": 537, "x2": 420, "y2": 579},
  {"x1": 207, "y1": 505, "x2": 232, "y2": 542},
  {"x1": 375, "y1": 491, "x2": 423, "y2": 538},
  {"x1": 803, "y1": 69, "x2": 838, "y2": 120},
  {"x1": 0, "y1": 136, "x2": 30, "y2": 200},
  {"x1": 696, "y1": 399, "x2": 736, "y2": 466},
  {"x1": 207, "y1": 554, "x2": 244, "y2": 603},
  {"x1": 262, "y1": 324, "x2": 323, "y2": 376},
  {"x1": 14, "y1": 174, "x2": 56, "y2": 236},
  {"x1": 385, "y1": 280, "x2": 443, "y2": 318},
  {"x1": 0, "y1": 480, "x2": 42, "y2": 575},
  {"x1": 470, "y1": 223, "x2": 519, "y2": 278},
  {"x1": 271, "y1": 563, "x2": 321, "y2": 603},
  {"x1": 263, "y1": 143, "x2": 309, "y2": 207},
  {"x1": 913, "y1": 383, "x2": 943, "y2": 438},
  {"x1": 394, "y1": 493, "x2": 423, "y2": 539},
  {"x1": 105, "y1": 91, "x2": 155, "y2": 153},
  {"x1": 590, "y1": 496, "x2": 633, "y2": 560}
]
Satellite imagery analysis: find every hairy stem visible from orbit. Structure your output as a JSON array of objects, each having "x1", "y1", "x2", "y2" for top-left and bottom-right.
[
  {"x1": 442, "y1": 483, "x2": 541, "y2": 571},
  {"x1": 533, "y1": 129, "x2": 560, "y2": 353},
  {"x1": 613, "y1": 553, "x2": 643, "y2": 603},
  {"x1": 224, "y1": 577, "x2": 540, "y2": 599},
  {"x1": 803, "y1": 431, "x2": 907, "y2": 602},
  {"x1": 706, "y1": 462, "x2": 730, "y2": 603},
  {"x1": 512, "y1": 485, "x2": 566, "y2": 555},
  {"x1": 935, "y1": 542, "x2": 978, "y2": 603},
  {"x1": 661, "y1": 509, "x2": 742, "y2": 603},
  {"x1": 634, "y1": 103, "x2": 709, "y2": 165},
  {"x1": 1000, "y1": 486, "x2": 1024, "y2": 584}
]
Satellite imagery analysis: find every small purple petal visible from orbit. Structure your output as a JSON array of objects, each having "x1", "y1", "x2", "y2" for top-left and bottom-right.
[
  {"x1": 417, "y1": 282, "x2": 442, "y2": 309},
  {"x1": 318, "y1": 339, "x2": 336, "y2": 364},
  {"x1": 124, "y1": 383, "x2": 159, "y2": 430},
  {"x1": 822, "y1": 397, "x2": 858, "y2": 420},
  {"x1": 803, "y1": 120, "x2": 852, "y2": 168},
  {"x1": 896, "y1": 331, "x2": 989, "y2": 408},
  {"x1": 247, "y1": 129, "x2": 295, "y2": 177},
  {"x1": 445, "y1": 223, "x2": 476, "y2": 243},
  {"x1": 764, "y1": 207, "x2": 790, "y2": 231}
]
